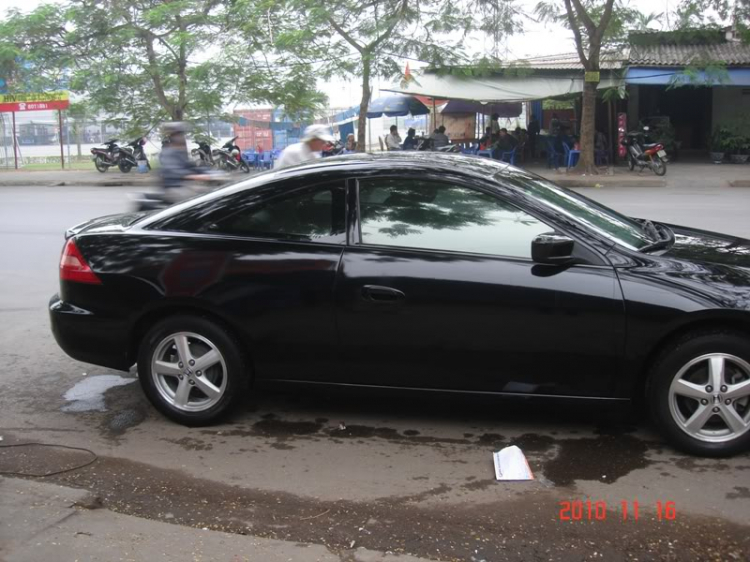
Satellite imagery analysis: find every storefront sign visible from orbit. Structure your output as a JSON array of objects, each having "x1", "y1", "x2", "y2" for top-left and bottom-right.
[
  {"x1": 0, "y1": 91, "x2": 70, "y2": 112},
  {"x1": 584, "y1": 71, "x2": 600, "y2": 83}
]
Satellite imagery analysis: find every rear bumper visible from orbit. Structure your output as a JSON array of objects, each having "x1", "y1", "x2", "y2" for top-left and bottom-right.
[{"x1": 49, "y1": 294, "x2": 133, "y2": 372}]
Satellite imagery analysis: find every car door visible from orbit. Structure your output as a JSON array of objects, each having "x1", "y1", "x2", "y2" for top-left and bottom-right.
[
  {"x1": 151, "y1": 178, "x2": 347, "y2": 383},
  {"x1": 333, "y1": 174, "x2": 627, "y2": 398}
]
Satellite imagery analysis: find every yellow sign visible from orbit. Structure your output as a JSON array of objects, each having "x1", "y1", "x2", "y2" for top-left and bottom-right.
[
  {"x1": 0, "y1": 91, "x2": 70, "y2": 104},
  {"x1": 584, "y1": 71, "x2": 600, "y2": 83}
]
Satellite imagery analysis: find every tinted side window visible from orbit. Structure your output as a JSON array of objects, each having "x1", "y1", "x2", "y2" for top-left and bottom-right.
[
  {"x1": 358, "y1": 179, "x2": 551, "y2": 258},
  {"x1": 207, "y1": 184, "x2": 346, "y2": 243}
]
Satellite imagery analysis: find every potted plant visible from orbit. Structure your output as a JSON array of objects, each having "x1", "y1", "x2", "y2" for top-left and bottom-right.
[
  {"x1": 727, "y1": 133, "x2": 750, "y2": 164},
  {"x1": 709, "y1": 127, "x2": 730, "y2": 163}
]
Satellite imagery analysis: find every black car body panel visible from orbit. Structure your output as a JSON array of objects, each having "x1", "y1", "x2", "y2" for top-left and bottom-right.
[{"x1": 50, "y1": 153, "x2": 750, "y2": 402}]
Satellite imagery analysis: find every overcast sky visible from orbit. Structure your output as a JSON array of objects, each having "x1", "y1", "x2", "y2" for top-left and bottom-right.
[{"x1": 2, "y1": 0, "x2": 673, "y2": 108}]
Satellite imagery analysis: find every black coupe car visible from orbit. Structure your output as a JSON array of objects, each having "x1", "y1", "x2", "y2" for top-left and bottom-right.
[{"x1": 50, "y1": 153, "x2": 750, "y2": 456}]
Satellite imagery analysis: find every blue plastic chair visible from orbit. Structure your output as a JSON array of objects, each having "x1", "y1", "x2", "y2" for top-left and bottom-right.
[
  {"x1": 477, "y1": 149, "x2": 494, "y2": 158},
  {"x1": 261, "y1": 151, "x2": 273, "y2": 169},
  {"x1": 563, "y1": 143, "x2": 580, "y2": 170},
  {"x1": 461, "y1": 144, "x2": 479, "y2": 155},
  {"x1": 500, "y1": 146, "x2": 517, "y2": 165}
]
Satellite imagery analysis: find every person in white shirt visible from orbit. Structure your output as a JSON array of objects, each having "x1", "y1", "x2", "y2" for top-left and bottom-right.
[
  {"x1": 274, "y1": 124, "x2": 335, "y2": 169},
  {"x1": 385, "y1": 125, "x2": 402, "y2": 151}
]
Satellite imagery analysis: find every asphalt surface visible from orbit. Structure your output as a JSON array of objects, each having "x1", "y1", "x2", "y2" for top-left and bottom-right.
[{"x1": 1, "y1": 183, "x2": 749, "y2": 561}]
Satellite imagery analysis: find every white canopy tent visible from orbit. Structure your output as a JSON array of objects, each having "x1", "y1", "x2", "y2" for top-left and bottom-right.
[{"x1": 382, "y1": 71, "x2": 619, "y2": 103}]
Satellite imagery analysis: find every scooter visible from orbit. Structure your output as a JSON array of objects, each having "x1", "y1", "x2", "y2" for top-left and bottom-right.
[
  {"x1": 621, "y1": 126, "x2": 668, "y2": 176},
  {"x1": 213, "y1": 137, "x2": 251, "y2": 173},
  {"x1": 191, "y1": 139, "x2": 215, "y2": 167},
  {"x1": 90, "y1": 139, "x2": 122, "y2": 173},
  {"x1": 128, "y1": 171, "x2": 230, "y2": 212},
  {"x1": 118, "y1": 137, "x2": 150, "y2": 173}
]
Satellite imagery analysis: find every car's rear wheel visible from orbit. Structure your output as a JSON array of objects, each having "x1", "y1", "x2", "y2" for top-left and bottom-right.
[
  {"x1": 649, "y1": 331, "x2": 750, "y2": 456},
  {"x1": 138, "y1": 315, "x2": 248, "y2": 426}
]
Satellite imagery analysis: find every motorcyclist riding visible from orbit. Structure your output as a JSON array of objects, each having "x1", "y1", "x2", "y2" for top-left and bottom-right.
[{"x1": 159, "y1": 122, "x2": 215, "y2": 203}]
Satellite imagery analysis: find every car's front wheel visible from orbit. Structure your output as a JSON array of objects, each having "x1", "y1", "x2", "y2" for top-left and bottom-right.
[
  {"x1": 649, "y1": 330, "x2": 750, "y2": 456},
  {"x1": 138, "y1": 315, "x2": 248, "y2": 426}
]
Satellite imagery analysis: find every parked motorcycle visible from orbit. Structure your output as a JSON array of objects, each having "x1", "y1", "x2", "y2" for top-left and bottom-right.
[
  {"x1": 621, "y1": 126, "x2": 668, "y2": 176},
  {"x1": 90, "y1": 139, "x2": 122, "y2": 173},
  {"x1": 118, "y1": 137, "x2": 150, "y2": 173},
  {"x1": 191, "y1": 139, "x2": 215, "y2": 167},
  {"x1": 213, "y1": 137, "x2": 251, "y2": 173}
]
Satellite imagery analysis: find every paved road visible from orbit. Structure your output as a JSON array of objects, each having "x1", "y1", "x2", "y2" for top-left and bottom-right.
[{"x1": 1, "y1": 184, "x2": 749, "y2": 561}]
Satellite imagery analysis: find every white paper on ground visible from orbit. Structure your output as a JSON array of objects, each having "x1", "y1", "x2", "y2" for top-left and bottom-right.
[{"x1": 493, "y1": 445, "x2": 534, "y2": 481}]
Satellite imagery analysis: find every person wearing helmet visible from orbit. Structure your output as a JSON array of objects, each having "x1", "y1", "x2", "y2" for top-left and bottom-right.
[
  {"x1": 159, "y1": 122, "x2": 214, "y2": 203},
  {"x1": 274, "y1": 124, "x2": 335, "y2": 170}
]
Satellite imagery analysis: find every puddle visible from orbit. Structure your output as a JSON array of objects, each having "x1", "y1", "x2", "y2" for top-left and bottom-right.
[{"x1": 62, "y1": 375, "x2": 136, "y2": 412}]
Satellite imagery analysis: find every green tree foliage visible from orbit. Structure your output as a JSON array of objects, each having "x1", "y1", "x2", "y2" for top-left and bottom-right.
[
  {"x1": 535, "y1": 0, "x2": 638, "y2": 173},
  {"x1": 276, "y1": 0, "x2": 516, "y2": 151},
  {"x1": 0, "y1": 0, "x2": 326, "y2": 137}
]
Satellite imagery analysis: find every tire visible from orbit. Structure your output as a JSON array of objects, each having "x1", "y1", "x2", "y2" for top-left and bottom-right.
[
  {"x1": 652, "y1": 157, "x2": 667, "y2": 176},
  {"x1": 118, "y1": 160, "x2": 133, "y2": 173},
  {"x1": 648, "y1": 330, "x2": 750, "y2": 457},
  {"x1": 137, "y1": 315, "x2": 249, "y2": 426},
  {"x1": 94, "y1": 155, "x2": 108, "y2": 173},
  {"x1": 240, "y1": 160, "x2": 250, "y2": 173}
]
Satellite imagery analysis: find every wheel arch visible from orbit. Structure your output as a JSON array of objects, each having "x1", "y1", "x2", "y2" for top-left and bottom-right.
[
  {"x1": 128, "y1": 302, "x2": 253, "y2": 373},
  {"x1": 634, "y1": 313, "x2": 750, "y2": 403}
]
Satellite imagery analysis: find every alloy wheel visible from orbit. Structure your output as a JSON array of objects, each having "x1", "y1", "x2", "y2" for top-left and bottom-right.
[
  {"x1": 669, "y1": 353, "x2": 750, "y2": 443},
  {"x1": 150, "y1": 331, "x2": 227, "y2": 412}
]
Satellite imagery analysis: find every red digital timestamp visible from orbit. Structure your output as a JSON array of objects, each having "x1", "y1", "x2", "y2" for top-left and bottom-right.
[{"x1": 559, "y1": 500, "x2": 677, "y2": 522}]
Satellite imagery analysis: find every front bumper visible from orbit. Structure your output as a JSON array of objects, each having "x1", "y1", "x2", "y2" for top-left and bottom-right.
[{"x1": 49, "y1": 294, "x2": 133, "y2": 372}]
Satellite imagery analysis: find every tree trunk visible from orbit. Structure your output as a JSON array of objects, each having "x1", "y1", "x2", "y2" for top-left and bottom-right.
[
  {"x1": 356, "y1": 57, "x2": 371, "y2": 152},
  {"x1": 76, "y1": 123, "x2": 82, "y2": 158},
  {"x1": 576, "y1": 80, "x2": 598, "y2": 174}
]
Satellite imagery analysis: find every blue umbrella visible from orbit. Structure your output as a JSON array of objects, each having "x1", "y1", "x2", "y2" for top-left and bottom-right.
[{"x1": 366, "y1": 95, "x2": 429, "y2": 118}]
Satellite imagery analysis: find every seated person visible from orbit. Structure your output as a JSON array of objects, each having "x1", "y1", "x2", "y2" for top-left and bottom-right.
[
  {"x1": 430, "y1": 125, "x2": 450, "y2": 149},
  {"x1": 402, "y1": 128, "x2": 418, "y2": 150},
  {"x1": 345, "y1": 133, "x2": 356, "y2": 153},
  {"x1": 492, "y1": 128, "x2": 518, "y2": 157},
  {"x1": 385, "y1": 125, "x2": 402, "y2": 151}
]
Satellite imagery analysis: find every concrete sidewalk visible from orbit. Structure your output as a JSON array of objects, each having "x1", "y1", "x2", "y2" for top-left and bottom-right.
[
  {"x1": 0, "y1": 477, "x2": 436, "y2": 562},
  {"x1": 0, "y1": 160, "x2": 748, "y2": 188}
]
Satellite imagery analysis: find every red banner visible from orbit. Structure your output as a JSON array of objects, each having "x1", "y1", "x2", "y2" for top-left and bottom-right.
[{"x1": 0, "y1": 99, "x2": 70, "y2": 112}]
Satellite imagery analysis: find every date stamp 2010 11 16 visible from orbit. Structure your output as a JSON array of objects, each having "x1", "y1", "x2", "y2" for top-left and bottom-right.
[{"x1": 559, "y1": 500, "x2": 677, "y2": 522}]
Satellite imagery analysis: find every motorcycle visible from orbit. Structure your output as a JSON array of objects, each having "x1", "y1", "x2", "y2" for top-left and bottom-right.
[
  {"x1": 128, "y1": 171, "x2": 229, "y2": 212},
  {"x1": 621, "y1": 126, "x2": 668, "y2": 176},
  {"x1": 117, "y1": 137, "x2": 150, "y2": 173},
  {"x1": 191, "y1": 139, "x2": 215, "y2": 167},
  {"x1": 213, "y1": 137, "x2": 251, "y2": 173},
  {"x1": 322, "y1": 141, "x2": 346, "y2": 157},
  {"x1": 90, "y1": 139, "x2": 122, "y2": 173}
]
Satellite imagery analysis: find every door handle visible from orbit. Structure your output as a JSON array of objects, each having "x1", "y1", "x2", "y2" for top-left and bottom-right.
[{"x1": 361, "y1": 285, "x2": 405, "y2": 303}]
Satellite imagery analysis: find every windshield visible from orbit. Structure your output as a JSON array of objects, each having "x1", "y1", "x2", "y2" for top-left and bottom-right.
[{"x1": 497, "y1": 170, "x2": 653, "y2": 250}]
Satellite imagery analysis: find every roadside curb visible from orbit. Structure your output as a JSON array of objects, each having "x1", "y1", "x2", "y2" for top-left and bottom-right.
[{"x1": 729, "y1": 180, "x2": 750, "y2": 187}]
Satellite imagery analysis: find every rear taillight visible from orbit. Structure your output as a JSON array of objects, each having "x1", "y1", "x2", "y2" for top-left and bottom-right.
[{"x1": 60, "y1": 239, "x2": 102, "y2": 285}]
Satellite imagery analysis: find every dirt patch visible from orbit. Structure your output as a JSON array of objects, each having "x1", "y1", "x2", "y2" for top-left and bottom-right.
[{"x1": 11, "y1": 453, "x2": 747, "y2": 562}]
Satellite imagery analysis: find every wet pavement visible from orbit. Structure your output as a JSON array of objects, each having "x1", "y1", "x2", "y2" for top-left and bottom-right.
[{"x1": 1, "y1": 184, "x2": 750, "y2": 561}]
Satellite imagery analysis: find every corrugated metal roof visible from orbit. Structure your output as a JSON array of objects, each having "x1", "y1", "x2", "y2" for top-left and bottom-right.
[
  {"x1": 508, "y1": 52, "x2": 626, "y2": 70},
  {"x1": 629, "y1": 42, "x2": 750, "y2": 66}
]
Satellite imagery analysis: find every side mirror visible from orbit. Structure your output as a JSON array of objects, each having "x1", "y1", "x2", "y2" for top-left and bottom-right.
[{"x1": 532, "y1": 233, "x2": 575, "y2": 265}]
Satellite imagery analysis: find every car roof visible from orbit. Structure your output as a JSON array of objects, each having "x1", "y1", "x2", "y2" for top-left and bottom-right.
[{"x1": 274, "y1": 152, "x2": 514, "y2": 184}]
